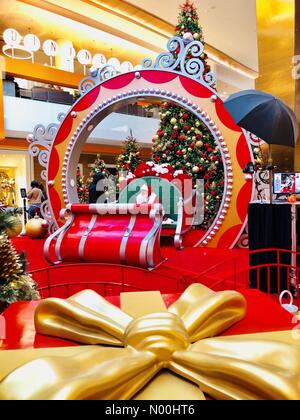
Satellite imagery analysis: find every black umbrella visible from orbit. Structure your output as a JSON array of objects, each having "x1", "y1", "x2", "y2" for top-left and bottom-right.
[
  {"x1": 224, "y1": 90, "x2": 298, "y2": 147},
  {"x1": 224, "y1": 90, "x2": 299, "y2": 204}
]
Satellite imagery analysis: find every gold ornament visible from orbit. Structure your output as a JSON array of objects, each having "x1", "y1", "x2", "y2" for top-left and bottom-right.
[
  {"x1": 118, "y1": 176, "x2": 126, "y2": 183},
  {"x1": 25, "y1": 216, "x2": 48, "y2": 240},
  {"x1": 193, "y1": 33, "x2": 200, "y2": 40},
  {"x1": 196, "y1": 141, "x2": 203, "y2": 148},
  {"x1": 173, "y1": 125, "x2": 178, "y2": 131},
  {"x1": 1, "y1": 284, "x2": 300, "y2": 400},
  {"x1": 192, "y1": 166, "x2": 200, "y2": 173},
  {"x1": 170, "y1": 118, "x2": 177, "y2": 125},
  {"x1": 195, "y1": 121, "x2": 201, "y2": 127}
]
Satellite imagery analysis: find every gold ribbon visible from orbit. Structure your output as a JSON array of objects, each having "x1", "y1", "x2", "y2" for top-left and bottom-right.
[{"x1": 0, "y1": 284, "x2": 300, "y2": 400}]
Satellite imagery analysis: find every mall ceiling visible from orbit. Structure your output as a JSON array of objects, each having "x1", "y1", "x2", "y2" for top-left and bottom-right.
[
  {"x1": 126, "y1": 0, "x2": 259, "y2": 71},
  {"x1": 0, "y1": 0, "x2": 258, "y2": 71}
]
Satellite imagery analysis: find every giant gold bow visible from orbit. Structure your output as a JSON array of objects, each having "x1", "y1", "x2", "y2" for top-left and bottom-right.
[{"x1": 0, "y1": 284, "x2": 300, "y2": 400}]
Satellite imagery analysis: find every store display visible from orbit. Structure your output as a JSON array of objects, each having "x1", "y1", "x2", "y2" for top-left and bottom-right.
[
  {"x1": 1, "y1": 0, "x2": 300, "y2": 403},
  {"x1": 0, "y1": 172, "x2": 16, "y2": 207}
]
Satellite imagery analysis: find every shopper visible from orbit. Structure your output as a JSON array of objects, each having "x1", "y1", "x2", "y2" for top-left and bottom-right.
[
  {"x1": 27, "y1": 180, "x2": 43, "y2": 218},
  {"x1": 88, "y1": 172, "x2": 106, "y2": 204}
]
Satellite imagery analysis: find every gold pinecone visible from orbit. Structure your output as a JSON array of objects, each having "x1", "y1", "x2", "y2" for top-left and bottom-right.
[{"x1": 0, "y1": 233, "x2": 23, "y2": 284}]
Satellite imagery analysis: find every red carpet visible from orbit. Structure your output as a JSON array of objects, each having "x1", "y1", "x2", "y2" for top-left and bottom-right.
[
  {"x1": 11, "y1": 235, "x2": 252, "y2": 299},
  {"x1": 12, "y1": 236, "x2": 248, "y2": 278}
]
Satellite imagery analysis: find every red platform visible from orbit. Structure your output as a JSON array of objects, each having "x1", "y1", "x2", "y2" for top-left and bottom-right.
[{"x1": 0, "y1": 289, "x2": 294, "y2": 351}]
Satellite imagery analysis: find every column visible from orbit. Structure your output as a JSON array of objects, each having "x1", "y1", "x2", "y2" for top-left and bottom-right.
[{"x1": 256, "y1": 0, "x2": 296, "y2": 171}]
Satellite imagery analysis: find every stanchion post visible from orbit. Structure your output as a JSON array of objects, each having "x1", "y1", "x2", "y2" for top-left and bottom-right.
[{"x1": 23, "y1": 198, "x2": 27, "y2": 226}]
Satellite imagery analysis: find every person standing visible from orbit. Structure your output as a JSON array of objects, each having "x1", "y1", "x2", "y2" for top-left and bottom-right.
[
  {"x1": 27, "y1": 181, "x2": 43, "y2": 219},
  {"x1": 88, "y1": 172, "x2": 106, "y2": 204}
]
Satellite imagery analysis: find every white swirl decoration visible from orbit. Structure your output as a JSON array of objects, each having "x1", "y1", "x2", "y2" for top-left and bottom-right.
[
  {"x1": 79, "y1": 70, "x2": 100, "y2": 95},
  {"x1": 141, "y1": 36, "x2": 216, "y2": 87},
  {"x1": 79, "y1": 66, "x2": 118, "y2": 95},
  {"x1": 27, "y1": 113, "x2": 65, "y2": 181},
  {"x1": 41, "y1": 200, "x2": 57, "y2": 234}
]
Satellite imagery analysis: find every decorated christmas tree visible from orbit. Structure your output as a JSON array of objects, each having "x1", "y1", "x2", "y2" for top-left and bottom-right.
[
  {"x1": 0, "y1": 210, "x2": 39, "y2": 313},
  {"x1": 116, "y1": 130, "x2": 141, "y2": 175},
  {"x1": 77, "y1": 167, "x2": 89, "y2": 204},
  {"x1": 89, "y1": 154, "x2": 109, "y2": 181},
  {"x1": 152, "y1": 0, "x2": 224, "y2": 229},
  {"x1": 88, "y1": 154, "x2": 116, "y2": 202}
]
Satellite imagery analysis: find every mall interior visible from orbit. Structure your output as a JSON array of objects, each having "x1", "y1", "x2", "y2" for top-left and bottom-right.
[{"x1": 0, "y1": 0, "x2": 300, "y2": 401}]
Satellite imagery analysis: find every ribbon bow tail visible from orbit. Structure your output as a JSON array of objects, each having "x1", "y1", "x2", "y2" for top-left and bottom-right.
[
  {"x1": 35, "y1": 290, "x2": 133, "y2": 346},
  {"x1": 0, "y1": 347, "x2": 160, "y2": 400},
  {"x1": 168, "y1": 283, "x2": 247, "y2": 342},
  {"x1": 170, "y1": 337, "x2": 300, "y2": 400}
]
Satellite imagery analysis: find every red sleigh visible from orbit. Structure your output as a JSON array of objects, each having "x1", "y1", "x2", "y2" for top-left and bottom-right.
[{"x1": 44, "y1": 203, "x2": 164, "y2": 270}]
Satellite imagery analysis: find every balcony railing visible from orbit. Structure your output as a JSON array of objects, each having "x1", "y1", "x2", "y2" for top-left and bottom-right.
[{"x1": 3, "y1": 96, "x2": 159, "y2": 145}]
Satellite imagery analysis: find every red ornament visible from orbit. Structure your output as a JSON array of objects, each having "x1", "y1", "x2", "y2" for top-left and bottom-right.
[
  {"x1": 190, "y1": 143, "x2": 195, "y2": 148},
  {"x1": 157, "y1": 130, "x2": 164, "y2": 138},
  {"x1": 220, "y1": 180, "x2": 224, "y2": 186},
  {"x1": 211, "y1": 156, "x2": 218, "y2": 162},
  {"x1": 205, "y1": 143, "x2": 210, "y2": 148},
  {"x1": 184, "y1": 125, "x2": 190, "y2": 132},
  {"x1": 155, "y1": 156, "x2": 161, "y2": 162},
  {"x1": 207, "y1": 147, "x2": 213, "y2": 153},
  {"x1": 164, "y1": 103, "x2": 169, "y2": 109},
  {"x1": 182, "y1": 113, "x2": 189, "y2": 120},
  {"x1": 211, "y1": 191, "x2": 217, "y2": 197},
  {"x1": 204, "y1": 174, "x2": 209, "y2": 180},
  {"x1": 179, "y1": 135, "x2": 185, "y2": 141},
  {"x1": 196, "y1": 134, "x2": 202, "y2": 140},
  {"x1": 172, "y1": 131, "x2": 178, "y2": 139},
  {"x1": 176, "y1": 150, "x2": 182, "y2": 156}
]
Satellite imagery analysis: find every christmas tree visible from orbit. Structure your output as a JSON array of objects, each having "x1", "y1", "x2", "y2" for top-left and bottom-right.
[
  {"x1": 77, "y1": 167, "x2": 89, "y2": 204},
  {"x1": 89, "y1": 154, "x2": 109, "y2": 182},
  {"x1": 116, "y1": 130, "x2": 141, "y2": 175},
  {"x1": 0, "y1": 210, "x2": 39, "y2": 313},
  {"x1": 152, "y1": 1, "x2": 224, "y2": 229},
  {"x1": 88, "y1": 155, "x2": 116, "y2": 202}
]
